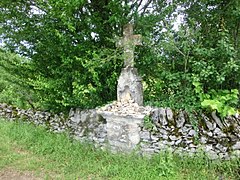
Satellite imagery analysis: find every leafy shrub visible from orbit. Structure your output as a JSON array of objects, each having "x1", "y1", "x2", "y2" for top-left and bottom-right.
[{"x1": 193, "y1": 80, "x2": 239, "y2": 118}]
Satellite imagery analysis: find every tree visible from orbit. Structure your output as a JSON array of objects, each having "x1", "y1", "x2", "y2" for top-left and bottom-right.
[
  {"x1": 140, "y1": 0, "x2": 240, "y2": 115},
  {"x1": 0, "y1": 0, "x2": 164, "y2": 112},
  {"x1": 1, "y1": 0, "x2": 239, "y2": 116},
  {"x1": 0, "y1": 48, "x2": 37, "y2": 108}
]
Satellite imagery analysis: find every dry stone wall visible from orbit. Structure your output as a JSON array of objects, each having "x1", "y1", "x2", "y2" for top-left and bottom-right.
[
  {"x1": 0, "y1": 103, "x2": 240, "y2": 159},
  {"x1": 0, "y1": 103, "x2": 108, "y2": 149},
  {"x1": 140, "y1": 108, "x2": 240, "y2": 159}
]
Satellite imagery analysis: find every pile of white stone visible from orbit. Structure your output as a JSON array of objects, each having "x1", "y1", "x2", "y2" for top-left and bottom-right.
[{"x1": 97, "y1": 100, "x2": 152, "y2": 116}]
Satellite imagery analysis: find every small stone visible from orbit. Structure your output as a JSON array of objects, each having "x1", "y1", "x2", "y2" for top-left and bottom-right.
[
  {"x1": 228, "y1": 134, "x2": 239, "y2": 142},
  {"x1": 150, "y1": 134, "x2": 159, "y2": 142},
  {"x1": 176, "y1": 111, "x2": 186, "y2": 128},
  {"x1": 213, "y1": 128, "x2": 226, "y2": 138},
  {"x1": 159, "y1": 128, "x2": 168, "y2": 135},
  {"x1": 154, "y1": 149, "x2": 160, "y2": 153},
  {"x1": 162, "y1": 134, "x2": 169, "y2": 140},
  {"x1": 181, "y1": 126, "x2": 191, "y2": 136},
  {"x1": 188, "y1": 129, "x2": 196, "y2": 136},
  {"x1": 166, "y1": 108, "x2": 174, "y2": 124},
  {"x1": 175, "y1": 139, "x2": 182, "y2": 146},
  {"x1": 211, "y1": 111, "x2": 223, "y2": 129},
  {"x1": 219, "y1": 153, "x2": 229, "y2": 159},
  {"x1": 140, "y1": 131, "x2": 151, "y2": 140},
  {"x1": 6, "y1": 108, "x2": 12, "y2": 113},
  {"x1": 189, "y1": 144, "x2": 197, "y2": 148},
  {"x1": 133, "y1": 102, "x2": 139, "y2": 107},
  {"x1": 232, "y1": 142, "x2": 240, "y2": 150},
  {"x1": 215, "y1": 143, "x2": 228, "y2": 153},
  {"x1": 159, "y1": 108, "x2": 168, "y2": 126},
  {"x1": 207, "y1": 131, "x2": 213, "y2": 137},
  {"x1": 205, "y1": 144, "x2": 213, "y2": 152},
  {"x1": 163, "y1": 126, "x2": 171, "y2": 131},
  {"x1": 207, "y1": 150, "x2": 219, "y2": 160},
  {"x1": 205, "y1": 119, "x2": 216, "y2": 131},
  {"x1": 162, "y1": 140, "x2": 169, "y2": 145},
  {"x1": 71, "y1": 116, "x2": 81, "y2": 125},
  {"x1": 185, "y1": 139, "x2": 193, "y2": 144},
  {"x1": 200, "y1": 136, "x2": 207, "y2": 144},
  {"x1": 169, "y1": 135, "x2": 179, "y2": 141},
  {"x1": 128, "y1": 110, "x2": 135, "y2": 114},
  {"x1": 168, "y1": 141, "x2": 175, "y2": 146},
  {"x1": 140, "y1": 143, "x2": 150, "y2": 148},
  {"x1": 150, "y1": 109, "x2": 159, "y2": 125},
  {"x1": 234, "y1": 113, "x2": 239, "y2": 119},
  {"x1": 185, "y1": 124, "x2": 194, "y2": 128},
  {"x1": 152, "y1": 142, "x2": 161, "y2": 149}
]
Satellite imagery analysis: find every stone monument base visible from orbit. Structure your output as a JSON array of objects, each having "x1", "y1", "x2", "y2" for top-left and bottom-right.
[
  {"x1": 98, "y1": 101, "x2": 152, "y2": 152},
  {"x1": 100, "y1": 111, "x2": 144, "y2": 152}
]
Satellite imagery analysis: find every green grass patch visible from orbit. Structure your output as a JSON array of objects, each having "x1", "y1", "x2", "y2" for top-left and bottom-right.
[{"x1": 0, "y1": 118, "x2": 239, "y2": 179}]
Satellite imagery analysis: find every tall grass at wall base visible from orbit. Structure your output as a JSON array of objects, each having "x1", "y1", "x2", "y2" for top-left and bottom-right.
[{"x1": 0, "y1": 118, "x2": 239, "y2": 179}]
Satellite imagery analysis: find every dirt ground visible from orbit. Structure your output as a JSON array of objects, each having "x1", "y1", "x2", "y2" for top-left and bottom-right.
[{"x1": 0, "y1": 169, "x2": 42, "y2": 180}]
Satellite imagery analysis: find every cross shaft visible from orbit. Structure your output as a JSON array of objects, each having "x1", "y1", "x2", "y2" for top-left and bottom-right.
[{"x1": 117, "y1": 24, "x2": 142, "y2": 67}]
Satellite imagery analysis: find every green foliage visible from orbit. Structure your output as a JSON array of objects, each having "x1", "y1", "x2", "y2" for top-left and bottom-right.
[
  {"x1": 151, "y1": 152, "x2": 176, "y2": 177},
  {"x1": 0, "y1": 0, "x2": 129, "y2": 112},
  {"x1": 0, "y1": 85, "x2": 30, "y2": 108},
  {"x1": 193, "y1": 80, "x2": 239, "y2": 118},
  {"x1": 0, "y1": 0, "x2": 240, "y2": 117},
  {"x1": 0, "y1": 49, "x2": 37, "y2": 109},
  {"x1": 140, "y1": 0, "x2": 240, "y2": 122},
  {"x1": 143, "y1": 115, "x2": 154, "y2": 130}
]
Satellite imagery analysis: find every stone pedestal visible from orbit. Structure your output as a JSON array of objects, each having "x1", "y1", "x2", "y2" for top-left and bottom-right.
[
  {"x1": 117, "y1": 67, "x2": 143, "y2": 106},
  {"x1": 100, "y1": 111, "x2": 144, "y2": 152}
]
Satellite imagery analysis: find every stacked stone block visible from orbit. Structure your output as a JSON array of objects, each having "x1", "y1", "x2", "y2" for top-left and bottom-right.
[{"x1": 1, "y1": 103, "x2": 240, "y2": 159}]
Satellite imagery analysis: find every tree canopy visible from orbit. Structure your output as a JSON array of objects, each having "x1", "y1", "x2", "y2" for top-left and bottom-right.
[{"x1": 0, "y1": 0, "x2": 240, "y2": 116}]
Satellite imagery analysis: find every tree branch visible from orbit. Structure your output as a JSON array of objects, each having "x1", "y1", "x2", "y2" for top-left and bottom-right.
[{"x1": 139, "y1": 0, "x2": 153, "y2": 14}]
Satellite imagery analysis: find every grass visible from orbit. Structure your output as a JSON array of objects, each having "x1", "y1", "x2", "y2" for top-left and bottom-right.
[{"x1": 0, "y1": 118, "x2": 239, "y2": 180}]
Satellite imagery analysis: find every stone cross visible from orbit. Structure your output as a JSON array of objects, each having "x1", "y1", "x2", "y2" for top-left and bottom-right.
[{"x1": 117, "y1": 24, "x2": 142, "y2": 67}]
